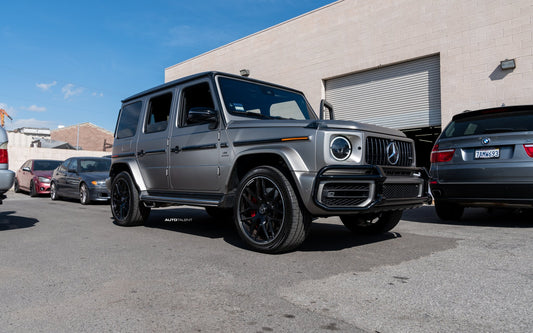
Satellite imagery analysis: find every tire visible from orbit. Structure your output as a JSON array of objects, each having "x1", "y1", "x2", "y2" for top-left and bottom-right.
[
  {"x1": 205, "y1": 207, "x2": 233, "y2": 221},
  {"x1": 29, "y1": 180, "x2": 38, "y2": 197},
  {"x1": 434, "y1": 200, "x2": 464, "y2": 221},
  {"x1": 340, "y1": 210, "x2": 403, "y2": 235},
  {"x1": 110, "y1": 171, "x2": 150, "y2": 226},
  {"x1": 13, "y1": 179, "x2": 20, "y2": 193},
  {"x1": 50, "y1": 182, "x2": 60, "y2": 200},
  {"x1": 234, "y1": 166, "x2": 311, "y2": 253},
  {"x1": 80, "y1": 183, "x2": 90, "y2": 205}
]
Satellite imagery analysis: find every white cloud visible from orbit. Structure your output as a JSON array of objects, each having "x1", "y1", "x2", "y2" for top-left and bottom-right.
[
  {"x1": 5, "y1": 118, "x2": 57, "y2": 131},
  {"x1": 24, "y1": 105, "x2": 47, "y2": 112},
  {"x1": 36, "y1": 81, "x2": 57, "y2": 91},
  {"x1": 92, "y1": 92, "x2": 104, "y2": 97},
  {"x1": 62, "y1": 83, "x2": 84, "y2": 99}
]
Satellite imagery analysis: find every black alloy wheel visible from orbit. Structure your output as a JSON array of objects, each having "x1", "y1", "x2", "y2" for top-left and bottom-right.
[
  {"x1": 235, "y1": 166, "x2": 310, "y2": 253},
  {"x1": 110, "y1": 171, "x2": 150, "y2": 226}
]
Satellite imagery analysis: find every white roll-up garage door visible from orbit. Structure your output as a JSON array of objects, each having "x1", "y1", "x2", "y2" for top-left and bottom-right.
[{"x1": 325, "y1": 55, "x2": 441, "y2": 130}]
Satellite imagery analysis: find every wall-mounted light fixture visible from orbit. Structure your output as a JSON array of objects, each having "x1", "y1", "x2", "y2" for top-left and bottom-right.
[
  {"x1": 500, "y1": 59, "x2": 516, "y2": 70},
  {"x1": 240, "y1": 69, "x2": 250, "y2": 77}
]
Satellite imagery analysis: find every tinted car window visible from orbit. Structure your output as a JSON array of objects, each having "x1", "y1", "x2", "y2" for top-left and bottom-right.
[
  {"x1": 181, "y1": 82, "x2": 215, "y2": 126},
  {"x1": 33, "y1": 160, "x2": 62, "y2": 171},
  {"x1": 79, "y1": 159, "x2": 111, "y2": 172},
  {"x1": 442, "y1": 110, "x2": 533, "y2": 138},
  {"x1": 68, "y1": 159, "x2": 78, "y2": 172},
  {"x1": 146, "y1": 93, "x2": 172, "y2": 133},
  {"x1": 116, "y1": 101, "x2": 143, "y2": 139},
  {"x1": 218, "y1": 77, "x2": 314, "y2": 120}
]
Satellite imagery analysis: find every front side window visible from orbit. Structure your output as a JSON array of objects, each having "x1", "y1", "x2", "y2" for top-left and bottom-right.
[
  {"x1": 180, "y1": 82, "x2": 215, "y2": 126},
  {"x1": 68, "y1": 159, "x2": 78, "y2": 172},
  {"x1": 145, "y1": 92, "x2": 173, "y2": 133},
  {"x1": 218, "y1": 77, "x2": 315, "y2": 120},
  {"x1": 116, "y1": 101, "x2": 143, "y2": 139}
]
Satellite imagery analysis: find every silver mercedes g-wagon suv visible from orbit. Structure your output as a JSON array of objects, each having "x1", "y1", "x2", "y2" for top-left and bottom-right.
[{"x1": 109, "y1": 71, "x2": 430, "y2": 253}]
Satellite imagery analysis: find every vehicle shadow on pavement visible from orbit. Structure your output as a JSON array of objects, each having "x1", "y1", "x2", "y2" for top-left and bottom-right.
[
  {"x1": 0, "y1": 211, "x2": 39, "y2": 231},
  {"x1": 143, "y1": 207, "x2": 243, "y2": 243},
  {"x1": 142, "y1": 207, "x2": 400, "y2": 252},
  {"x1": 300, "y1": 222, "x2": 401, "y2": 252},
  {"x1": 403, "y1": 205, "x2": 533, "y2": 228}
]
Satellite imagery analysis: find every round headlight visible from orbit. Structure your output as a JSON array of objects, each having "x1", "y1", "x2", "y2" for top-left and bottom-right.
[{"x1": 330, "y1": 136, "x2": 352, "y2": 161}]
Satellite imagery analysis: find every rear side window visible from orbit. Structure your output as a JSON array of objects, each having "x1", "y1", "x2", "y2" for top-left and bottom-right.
[
  {"x1": 115, "y1": 101, "x2": 143, "y2": 139},
  {"x1": 146, "y1": 92, "x2": 173, "y2": 133},
  {"x1": 442, "y1": 110, "x2": 533, "y2": 138}
]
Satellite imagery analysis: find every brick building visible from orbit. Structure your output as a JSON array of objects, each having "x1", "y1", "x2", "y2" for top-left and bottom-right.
[{"x1": 51, "y1": 123, "x2": 113, "y2": 152}]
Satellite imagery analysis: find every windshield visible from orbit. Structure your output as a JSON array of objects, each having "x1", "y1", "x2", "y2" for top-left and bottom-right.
[
  {"x1": 442, "y1": 110, "x2": 533, "y2": 138},
  {"x1": 218, "y1": 77, "x2": 315, "y2": 120},
  {"x1": 33, "y1": 160, "x2": 62, "y2": 171},
  {"x1": 79, "y1": 159, "x2": 111, "y2": 173}
]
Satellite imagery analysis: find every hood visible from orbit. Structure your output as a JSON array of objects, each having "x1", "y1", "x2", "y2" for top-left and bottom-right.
[
  {"x1": 227, "y1": 119, "x2": 406, "y2": 137},
  {"x1": 34, "y1": 170, "x2": 53, "y2": 178},
  {"x1": 81, "y1": 171, "x2": 109, "y2": 182}
]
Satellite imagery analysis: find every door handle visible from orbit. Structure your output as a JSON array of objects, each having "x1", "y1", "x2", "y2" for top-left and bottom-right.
[
  {"x1": 170, "y1": 146, "x2": 180, "y2": 153},
  {"x1": 137, "y1": 149, "x2": 145, "y2": 157}
]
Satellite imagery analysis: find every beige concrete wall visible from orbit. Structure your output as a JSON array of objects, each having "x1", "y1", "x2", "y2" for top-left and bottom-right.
[
  {"x1": 165, "y1": 0, "x2": 533, "y2": 127},
  {"x1": 8, "y1": 147, "x2": 108, "y2": 173}
]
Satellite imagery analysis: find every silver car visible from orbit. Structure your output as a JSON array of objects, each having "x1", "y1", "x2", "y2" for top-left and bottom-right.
[
  {"x1": 0, "y1": 126, "x2": 15, "y2": 204},
  {"x1": 430, "y1": 105, "x2": 533, "y2": 220}
]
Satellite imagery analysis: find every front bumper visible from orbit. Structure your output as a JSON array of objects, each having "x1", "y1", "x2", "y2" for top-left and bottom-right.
[
  {"x1": 302, "y1": 165, "x2": 431, "y2": 215},
  {"x1": 35, "y1": 180, "x2": 51, "y2": 194},
  {"x1": 88, "y1": 184, "x2": 110, "y2": 201},
  {"x1": 430, "y1": 182, "x2": 533, "y2": 208}
]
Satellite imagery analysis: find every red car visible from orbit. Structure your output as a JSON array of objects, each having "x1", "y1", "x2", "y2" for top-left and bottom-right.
[{"x1": 14, "y1": 159, "x2": 62, "y2": 196}]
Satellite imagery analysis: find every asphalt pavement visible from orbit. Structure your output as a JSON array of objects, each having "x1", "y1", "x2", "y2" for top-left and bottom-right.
[{"x1": 1, "y1": 192, "x2": 531, "y2": 332}]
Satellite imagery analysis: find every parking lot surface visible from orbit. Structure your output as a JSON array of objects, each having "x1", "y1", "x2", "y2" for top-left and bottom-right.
[{"x1": 1, "y1": 192, "x2": 532, "y2": 332}]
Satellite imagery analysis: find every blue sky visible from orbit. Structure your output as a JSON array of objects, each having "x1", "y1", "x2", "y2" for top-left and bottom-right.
[{"x1": 0, "y1": 0, "x2": 335, "y2": 132}]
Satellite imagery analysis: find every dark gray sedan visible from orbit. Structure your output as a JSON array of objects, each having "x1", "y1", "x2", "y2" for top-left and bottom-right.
[
  {"x1": 430, "y1": 105, "x2": 533, "y2": 220},
  {"x1": 50, "y1": 157, "x2": 111, "y2": 205}
]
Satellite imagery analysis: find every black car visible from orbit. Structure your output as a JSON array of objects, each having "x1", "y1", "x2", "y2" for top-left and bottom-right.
[
  {"x1": 430, "y1": 105, "x2": 533, "y2": 220},
  {"x1": 51, "y1": 157, "x2": 111, "y2": 205}
]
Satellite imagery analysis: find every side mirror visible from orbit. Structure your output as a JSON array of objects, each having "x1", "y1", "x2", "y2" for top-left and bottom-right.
[
  {"x1": 319, "y1": 99, "x2": 334, "y2": 120},
  {"x1": 187, "y1": 107, "x2": 218, "y2": 128},
  {"x1": 68, "y1": 168, "x2": 77, "y2": 174},
  {"x1": 22, "y1": 167, "x2": 31, "y2": 172}
]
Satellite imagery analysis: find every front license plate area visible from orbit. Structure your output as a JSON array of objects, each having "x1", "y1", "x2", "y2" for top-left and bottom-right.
[{"x1": 475, "y1": 148, "x2": 500, "y2": 159}]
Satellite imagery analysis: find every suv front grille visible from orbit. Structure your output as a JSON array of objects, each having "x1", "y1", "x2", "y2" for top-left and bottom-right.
[{"x1": 365, "y1": 137, "x2": 413, "y2": 167}]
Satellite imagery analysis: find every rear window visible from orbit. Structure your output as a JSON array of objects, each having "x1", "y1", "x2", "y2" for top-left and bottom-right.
[{"x1": 442, "y1": 110, "x2": 533, "y2": 138}]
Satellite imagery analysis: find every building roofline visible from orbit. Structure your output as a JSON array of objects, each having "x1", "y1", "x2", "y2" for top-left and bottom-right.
[
  {"x1": 165, "y1": 0, "x2": 343, "y2": 72},
  {"x1": 51, "y1": 122, "x2": 113, "y2": 135}
]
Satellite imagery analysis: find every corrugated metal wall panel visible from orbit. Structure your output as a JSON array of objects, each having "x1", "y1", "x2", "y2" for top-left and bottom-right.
[{"x1": 325, "y1": 55, "x2": 441, "y2": 129}]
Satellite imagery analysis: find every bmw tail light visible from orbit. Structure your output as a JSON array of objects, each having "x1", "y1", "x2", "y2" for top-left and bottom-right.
[
  {"x1": 524, "y1": 144, "x2": 533, "y2": 158},
  {"x1": 430, "y1": 144, "x2": 455, "y2": 163}
]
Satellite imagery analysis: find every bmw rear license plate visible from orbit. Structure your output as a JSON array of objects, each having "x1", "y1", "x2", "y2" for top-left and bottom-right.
[{"x1": 475, "y1": 148, "x2": 500, "y2": 159}]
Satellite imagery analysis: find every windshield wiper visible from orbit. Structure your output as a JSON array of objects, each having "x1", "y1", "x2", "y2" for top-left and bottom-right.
[{"x1": 232, "y1": 111, "x2": 282, "y2": 120}]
